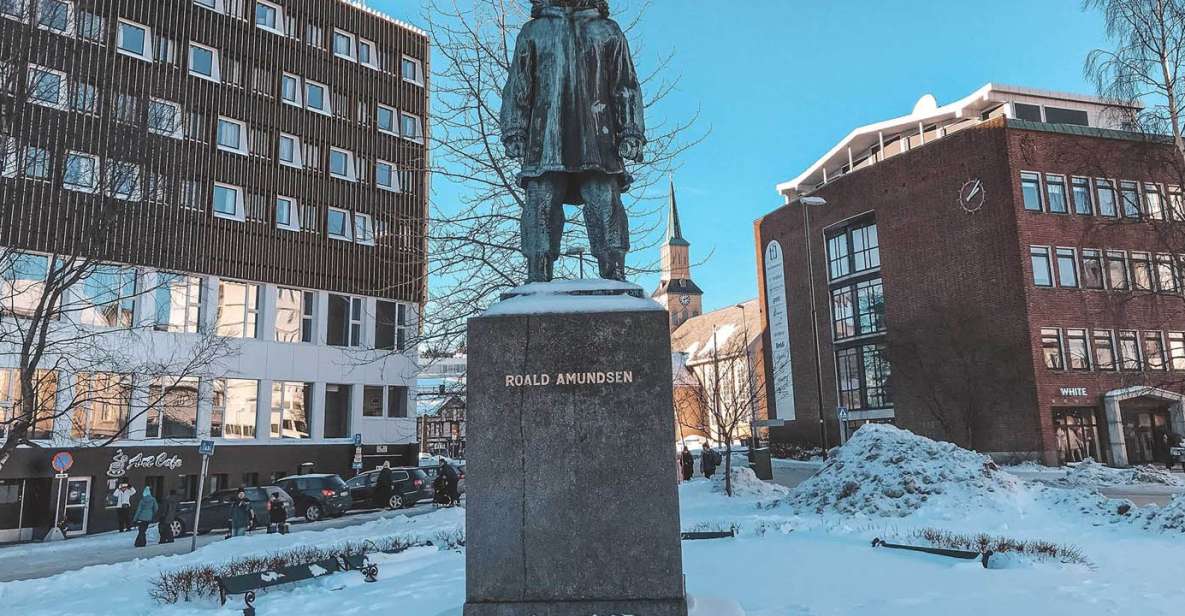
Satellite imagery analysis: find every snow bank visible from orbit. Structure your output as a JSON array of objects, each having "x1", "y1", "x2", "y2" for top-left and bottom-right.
[
  {"x1": 785, "y1": 424, "x2": 1019, "y2": 518},
  {"x1": 1060, "y1": 458, "x2": 1185, "y2": 488},
  {"x1": 713, "y1": 465, "x2": 791, "y2": 502}
]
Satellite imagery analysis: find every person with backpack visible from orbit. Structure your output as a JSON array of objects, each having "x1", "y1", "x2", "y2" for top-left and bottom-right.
[
  {"x1": 701, "y1": 443, "x2": 718, "y2": 479},
  {"x1": 267, "y1": 492, "x2": 288, "y2": 534},
  {"x1": 132, "y1": 486, "x2": 158, "y2": 548}
]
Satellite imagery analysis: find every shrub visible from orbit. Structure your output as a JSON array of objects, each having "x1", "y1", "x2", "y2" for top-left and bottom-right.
[{"x1": 896, "y1": 527, "x2": 1091, "y2": 567}]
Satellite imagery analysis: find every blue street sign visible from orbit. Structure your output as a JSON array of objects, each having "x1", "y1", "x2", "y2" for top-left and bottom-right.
[
  {"x1": 198, "y1": 440, "x2": 216, "y2": 456},
  {"x1": 837, "y1": 407, "x2": 849, "y2": 421},
  {"x1": 50, "y1": 451, "x2": 73, "y2": 473},
  {"x1": 353, "y1": 433, "x2": 362, "y2": 446}
]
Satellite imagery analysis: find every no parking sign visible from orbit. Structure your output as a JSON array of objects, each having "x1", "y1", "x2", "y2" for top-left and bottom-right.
[{"x1": 51, "y1": 451, "x2": 73, "y2": 474}]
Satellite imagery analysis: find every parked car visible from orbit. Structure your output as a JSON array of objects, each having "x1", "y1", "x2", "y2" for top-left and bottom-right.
[
  {"x1": 275, "y1": 474, "x2": 352, "y2": 522},
  {"x1": 172, "y1": 486, "x2": 295, "y2": 537},
  {"x1": 420, "y1": 463, "x2": 466, "y2": 495},
  {"x1": 345, "y1": 467, "x2": 432, "y2": 510}
]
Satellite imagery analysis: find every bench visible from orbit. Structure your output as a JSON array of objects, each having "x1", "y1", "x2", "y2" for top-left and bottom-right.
[{"x1": 218, "y1": 553, "x2": 379, "y2": 612}]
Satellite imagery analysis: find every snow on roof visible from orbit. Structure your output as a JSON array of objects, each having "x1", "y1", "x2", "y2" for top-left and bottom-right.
[
  {"x1": 483, "y1": 280, "x2": 664, "y2": 316},
  {"x1": 337, "y1": 0, "x2": 426, "y2": 36},
  {"x1": 671, "y1": 299, "x2": 762, "y2": 364}
]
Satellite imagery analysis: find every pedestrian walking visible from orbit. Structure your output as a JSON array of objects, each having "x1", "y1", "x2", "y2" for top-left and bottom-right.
[
  {"x1": 373, "y1": 462, "x2": 394, "y2": 509},
  {"x1": 681, "y1": 446, "x2": 695, "y2": 482},
  {"x1": 701, "y1": 443, "x2": 718, "y2": 479},
  {"x1": 132, "y1": 486, "x2": 158, "y2": 548},
  {"x1": 267, "y1": 492, "x2": 288, "y2": 534},
  {"x1": 228, "y1": 490, "x2": 254, "y2": 538},
  {"x1": 157, "y1": 490, "x2": 178, "y2": 544},
  {"x1": 113, "y1": 482, "x2": 135, "y2": 532},
  {"x1": 440, "y1": 459, "x2": 460, "y2": 505}
]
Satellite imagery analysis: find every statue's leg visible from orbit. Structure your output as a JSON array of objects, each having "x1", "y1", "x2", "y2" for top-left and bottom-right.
[
  {"x1": 579, "y1": 174, "x2": 628, "y2": 281},
  {"x1": 523, "y1": 174, "x2": 568, "y2": 283}
]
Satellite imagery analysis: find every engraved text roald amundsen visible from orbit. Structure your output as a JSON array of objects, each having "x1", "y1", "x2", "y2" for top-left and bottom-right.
[{"x1": 504, "y1": 371, "x2": 635, "y2": 387}]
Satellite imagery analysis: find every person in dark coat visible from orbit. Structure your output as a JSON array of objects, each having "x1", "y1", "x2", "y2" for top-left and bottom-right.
[
  {"x1": 701, "y1": 443, "x2": 717, "y2": 479},
  {"x1": 1166, "y1": 432, "x2": 1184, "y2": 470},
  {"x1": 439, "y1": 460, "x2": 461, "y2": 505},
  {"x1": 267, "y1": 492, "x2": 288, "y2": 534},
  {"x1": 157, "y1": 490, "x2": 178, "y2": 544},
  {"x1": 680, "y1": 447, "x2": 694, "y2": 482},
  {"x1": 373, "y1": 462, "x2": 394, "y2": 509},
  {"x1": 228, "y1": 490, "x2": 253, "y2": 538},
  {"x1": 132, "y1": 486, "x2": 158, "y2": 548}
]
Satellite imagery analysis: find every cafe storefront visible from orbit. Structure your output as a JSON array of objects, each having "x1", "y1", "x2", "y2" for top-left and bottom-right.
[{"x1": 0, "y1": 442, "x2": 417, "y2": 541}]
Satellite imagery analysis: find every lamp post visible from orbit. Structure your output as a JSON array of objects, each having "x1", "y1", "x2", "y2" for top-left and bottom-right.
[
  {"x1": 799, "y1": 195, "x2": 830, "y2": 454},
  {"x1": 563, "y1": 246, "x2": 587, "y2": 279}
]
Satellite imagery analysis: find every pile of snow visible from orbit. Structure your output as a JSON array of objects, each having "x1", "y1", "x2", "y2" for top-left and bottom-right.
[
  {"x1": 1060, "y1": 458, "x2": 1185, "y2": 488},
  {"x1": 712, "y1": 465, "x2": 790, "y2": 502},
  {"x1": 786, "y1": 424, "x2": 1019, "y2": 518}
]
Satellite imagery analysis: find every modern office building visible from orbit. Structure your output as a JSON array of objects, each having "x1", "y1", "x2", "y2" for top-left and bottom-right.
[
  {"x1": 756, "y1": 83, "x2": 1185, "y2": 466},
  {"x1": 0, "y1": 0, "x2": 428, "y2": 540}
]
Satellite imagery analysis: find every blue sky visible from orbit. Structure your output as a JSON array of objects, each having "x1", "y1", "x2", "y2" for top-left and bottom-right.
[{"x1": 372, "y1": 0, "x2": 1109, "y2": 312}]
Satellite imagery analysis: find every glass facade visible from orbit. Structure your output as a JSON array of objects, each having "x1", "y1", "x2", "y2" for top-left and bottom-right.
[
  {"x1": 270, "y1": 381, "x2": 310, "y2": 439},
  {"x1": 214, "y1": 379, "x2": 259, "y2": 439},
  {"x1": 146, "y1": 377, "x2": 199, "y2": 439}
]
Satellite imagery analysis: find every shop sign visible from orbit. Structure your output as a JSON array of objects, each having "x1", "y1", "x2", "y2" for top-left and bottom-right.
[
  {"x1": 1059, "y1": 387, "x2": 1088, "y2": 398},
  {"x1": 106, "y1": 449, "x2": 184, "y2": 478}
]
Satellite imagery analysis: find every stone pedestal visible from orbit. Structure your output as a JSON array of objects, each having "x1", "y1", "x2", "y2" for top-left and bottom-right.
[{"x1": 464, "y1": 281, "x2": 687, "y2": 616}]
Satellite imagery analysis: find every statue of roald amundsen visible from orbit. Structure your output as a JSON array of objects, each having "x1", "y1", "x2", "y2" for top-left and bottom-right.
[{"x1": 500, "y1": 0, "x2": 646, "y2": 283}]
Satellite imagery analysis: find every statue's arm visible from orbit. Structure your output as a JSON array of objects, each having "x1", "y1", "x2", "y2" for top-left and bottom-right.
[
  {"x1": 500, "y1": 29, "x2": 535, "y2": 156},
  {"x1": 612, "y1": 33, "x2": 646, "y2": 162}
]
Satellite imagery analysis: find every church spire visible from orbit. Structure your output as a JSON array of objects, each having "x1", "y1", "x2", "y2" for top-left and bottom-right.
[{"x1": 665, "y1": 177, "x2": 689, "y2": 247}]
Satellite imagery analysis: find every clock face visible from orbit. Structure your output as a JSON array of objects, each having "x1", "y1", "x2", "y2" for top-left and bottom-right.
[
  {"x1": 680, "y1": 295, "x2": 691, "y2": 306},
  {"x1": 958, "y1": 178, "x2": 986, "y2": 213}
]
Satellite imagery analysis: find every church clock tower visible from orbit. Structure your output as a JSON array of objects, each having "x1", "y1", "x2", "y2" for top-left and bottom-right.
[{"x1": 652, "y1": 179, "x2": 703, "y2": 332}]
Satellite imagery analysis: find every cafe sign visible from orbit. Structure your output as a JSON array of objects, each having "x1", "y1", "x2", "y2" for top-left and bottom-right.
[{"x1": 106, "y1": 449, "x2": 184, "y2": 478}]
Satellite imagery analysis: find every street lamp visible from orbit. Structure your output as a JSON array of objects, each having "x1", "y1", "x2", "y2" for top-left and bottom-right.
[{"x1": 798, "y1": 195, "x2": 830, "y2": 454}]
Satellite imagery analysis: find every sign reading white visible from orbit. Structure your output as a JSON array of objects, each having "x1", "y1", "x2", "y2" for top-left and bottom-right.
[
  {"x1": 764, "y1": 241, "x2": 796, "y2": 421},
  {"x1": 1059, "y1": 387, "x2": 1088, "y2": 397}
]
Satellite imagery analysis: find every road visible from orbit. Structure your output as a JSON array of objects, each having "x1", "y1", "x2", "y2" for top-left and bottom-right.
[{"x1": 0, "y1": 502, "x2": 448, "y2": 583}]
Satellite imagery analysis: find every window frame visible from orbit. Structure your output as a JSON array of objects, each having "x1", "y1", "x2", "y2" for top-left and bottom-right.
[
  {"x1": 1095, "y1": 178, "x2": 1119, "y2": 217},
  {"x1": 254, "y1": 0, "x2": 282, "y2": 34},
  {"x1": 215, "y1": 116, "x2": 248, "y2": 156},
  {"x1": 354, "y1": 212, "x2": 375, "y2": 246},
  {"x1": 1071, "y1": 176, "x2": 1093, "y2": 215},
  {"x1": 1041, "y1": 328, "x2": 1065, "y2": 371},
  {"x1": 328, "y1": 147, "x2": 356, "y2": 181},
  {"x1": 27, "y1": 64, "x2": 67, "y2": 109},
  {"x1": 304, "y1": 79, "x2": 330, "y2": 115},
  {"x1": 278, "y1": 132, "x2": 302, "y2": 168},
  {"x1": 1119, "y1": 180, "x2": 1142, "y2": 219},
  {"x1": 62, "y1": 150, "x2": 99, "y2": 193},
  {"x1": 1080, "y1": 248, "x2": 1105, "y2": 290},
  {"x1": 211, "y1": 181, "x2": 245, "y2": 222},
  {"x1": 401, "y1": 55, "x2": 424, "y2": 85},
  {"x1": 326, "y1": 207, "x2": 352, "y2": 241},
  {"x1": 280, "y1": 72, "x2": 302, "y2": 107},
  {"x1": 275, "y1": 195, "x2": 300, "y2": 232},
  {"x1": 147, "y1": 98, "x2": 183, "y2": 138},
  {"x1": 357, "y1": 37, "x2": 378, "y2": 70},
  {"x1": 1020, "y1": 171, "x2": 1043, "y2": 212},
  {"x1": 1065, "y1": 328, "x2": 1091, "y2": 371},
  {"x1": 36, "y1": 0, "x2": 73, "y2": 35},
  {"x1": 1054, "y1": 247, "x2": 1078, "y2": 288},
  {"x1": 1093, "y1": 329, "x2": 1117, "y2": 371},
  {"x1": 375, "y1": 159, "x2": 399, "y2": 192},
  {"x1": 1105, "y1": 250, "x2": 1130, "y2": 290},
  {"x1": 376, "y1": 104, "x2": 397, "y2": 135},
  {"x1": 1045, "y1": 173, "x2": 1068, "y2": 214},
  {"x1": 399, "y1": 112, "x2": 423, "y2": 143},
  {"x1": 1117, "y1": 330, "x2": 1142, "y2": 371},
  {"x1": 115, "y1": 18, "x2": 152, "y2": 61},
  {"x1": 106, "y1": 160, "x2": 140, "y2": 200},
  {"x1": 332, "y1": 29, "x2": 356, "y2": 61},
  {"x1": 215, "y1": 279, "x2": 260, "y2": 340},
  {"x1": 1030, "y1": 245, "x2": 1054, "y2": 288},
  {"x1": 187, "y1": 41, "x2": 221, "y2": 82}
]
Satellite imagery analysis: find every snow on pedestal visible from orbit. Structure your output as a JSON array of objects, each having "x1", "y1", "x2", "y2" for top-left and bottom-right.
[{"x1": 482, "y1": 279, "x2": 664, "y2": 316}]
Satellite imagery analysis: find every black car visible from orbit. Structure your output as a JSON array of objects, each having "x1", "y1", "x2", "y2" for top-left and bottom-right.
[
  {"x1": 345, "y1": 467, "x2": 431, "y2": 510},
  {"x1": 172, "y1": 486, "x2": 295, "y2": 536},
  {"x1": 275, "y1": 474, "x2": 352, "y2": 521}
]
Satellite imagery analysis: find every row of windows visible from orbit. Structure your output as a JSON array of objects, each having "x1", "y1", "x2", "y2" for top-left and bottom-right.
[
  {"x1": 1030, "y1": 245, "x2": 1185, "y2": 293},
  {"x1": 826, "y1": 222, "x2": 880, "y2": 281},
  {"x1": 1041, "y1": 327, "x2": 1185, "y2": 373},
  {"x1": 1, "y1": 252, "x2": 416, "y2": 351},
  {"x1": 1020, "y1": 171, "x2": 1183, "y2": 221}
]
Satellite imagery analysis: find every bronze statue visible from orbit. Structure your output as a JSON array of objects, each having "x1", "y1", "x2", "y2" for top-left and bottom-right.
[{"x1": 500, "y1": 0, "x2": 647, "y2": 283}]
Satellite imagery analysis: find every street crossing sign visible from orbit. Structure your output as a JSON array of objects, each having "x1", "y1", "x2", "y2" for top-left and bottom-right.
[{"x1": 198, "y1": 440, "x2": 216, "y2": 456}]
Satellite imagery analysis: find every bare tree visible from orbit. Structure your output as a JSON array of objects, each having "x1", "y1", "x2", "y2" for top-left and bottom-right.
[
  {"x1": 420, "y1": 0, "x2": 704, "y2": 350},
  {"x1": 0, "y1": 1, "x2": 235, "y2": 470}
]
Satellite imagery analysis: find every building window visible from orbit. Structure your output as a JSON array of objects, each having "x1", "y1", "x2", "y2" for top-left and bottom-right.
[
  {"x1": 213, "y1": 379, "x2": 258, "y2": 439},
  {"x1": 281, "y1": 72, "x2": 301, "y2": 106},
  {"x1": 76, "y1": 9, "x2": 103, "y2": 42},
  {"x1": 155, "y1": 36, "x2": 178, "y2": 66},
  {"x1": 831, "y1": 287, "x2": 855, "y2": 340},
  {"x1": 305, "y1": 80, "x2": 329, "y2": 114},
  {"x1": 376, "y1": 160, "x2": 399, "y2": 192},
  {"x1": 1169, "y1": 332, "x2": 1185, "y2": 371},
  {"x1": 70, "y1": 82, "x2": 97, "y2": 114},
  {"x1": 1145, "y1": 183, "x2": 1165, "y2": 220},
  {"x1": 836, "y1": 347, "x2": 861, "y2": 409},
  {"x1": 358, "y1": 38, "x2": 377, "y2": 69},
  {"x1": 401, "y1": 56, "x2": 423, "y2": 84},
  {"x1": 1144, "y1": 332, "x2": 1167, "y2": 370},
  {"x1": 1157, "y1": 254, "x2": 1177, "y2": 292},
  {"x1": 212, "y1": 182, "x2": 244, "y2": 221},
  {"x1": 22, "y1": 146, "x2": 49, "y2": 180},
  {"x1": 78, "y1": 265, "x2": 135, "y2": 328},
  {"x1": 1021, "y1": 172, "x2": 1043, "y2": 211},
  {"x1": 1041, "y1": 328, "x2": 1064, "y2": 370},
  {"x1": 1117, "y1": 330, "x2": 1141, "y2": 370},
  {"x1": 1096, "y1": 179, "x2": 1118, "y2": 217},
  {"x1": 0, "y1": 253, "x2": 48, "y2": 316},
  {"x1": 216, "y1": 117, "x2": 248, "y2": 155},
  {"x1": 63, "y1": 151, "x2": 98, "y2": 192},
  {"x1": 332, "y1": 29, "x2": 355, "y2": 60},
  {"x1": 254, "y1": 0, "x2": 281, "y2": 33},
  {"x1": 363, "y1": 386, "x2": 384, "y2": 417},
  {"x1": 1093, "y1": 330, "x2": 1116, "y2": 371},
  {"x1": 1046, "y1": 174, "x2": 1068, "y2": 214},
  {"x1": 306, "y1": 23, "x2": 323, "y2": 49},
  {"x1": 1071, "y1": 177, "x2": 1093, "y2": 215},
  {"x1": 328, "y1": 147, "x2": 355, "y2": 181},
  {"x1": 112, "y1": 92, "x2": 139, "y2": 124},
  {"x1": 1169, "y1": 186, "x2": 1184, "y2": 221},
  {"x1": 271, "y1": 382, "x2": 310, "y2": 439},
  {"x1": 28, "y1": 65, "x2": 66, "y2": 107},
  {"x1": 72, "y1": 373, "x2": 130, "y2": 440},
  {"x1": 851, "y1": 224, "x2": 879, "y2": 272},
  {"x1": 826, "y1": 234, "x2": 849, "y2": 280},
  {"x1": 377, "y1": 105, "x2": 396, "y2": 134},
  {"x1": 1081, "y1": 249, "x2": 1105, "y2": 290},
  {"x1": 275, "y1": 288, "x2": 314, "y2": 343},
  {"x1": 145, "y1": 377, "x2": 199, "y2": 439},
  {"x1": 1030, "y1": 246, "x2": 1053, "y2": 287},
  {"x1": 1106, "y1": 251, "x2": 1129, "y2": 290},
  {"x1": 0, "y1": 0, "x2": 25, "y2": 20},
  {"x1": 116, "y1": 19, "x2": 151, "y2": 61},
  {"x1": 388, "y1": 386, "x2": 409, "y2": 418},
  {"x1": 107, "y1": 161, "x2": 140, "y2": 200},
  {"x1": 278, "y1": 133, "x2": 301, "y2": 167},
  {"x1": 1066, "y1": 329, "x2": 1091, "y2": 371},
  {"x1": 276, "y1": 196, "x2": 299, "y2": 231},
  {"x1": 327, "y1": 207, "x2": 351, "y2": 240},
  {"x1": 1130, "y1": 252, "x2": 1154, "y2": 291},
  {"x1": 1120, "y1": 180, "x2": 1141, "y2": 218},
  {"x1": 188, "y1": 42, "x2": 220, "y2": 82},
  {"x1": 323, "y1": 383, "x2": 349, "y2": 439},
  {"x1": 1055, "y1": 248, "x2": 1078, "y2": 288},
  {"x1": 215, "y1": 280, "x2": 259, "y2": 338},
  {"x1": 327, "y1": 294, "x2": 363, "y2": 347},
  {"x1": 400, "y1": 112, "x2": 423, "y2": 142},
  {"x1": 154, "y1": 274, "x2": 202, "y2": 333},
  {"x1": 376, "y1": 301, "x2": 413, "y2": 351},
  {"x1": 148, "y1": 99, "x2": 182, "y2": 138},
  {"x1": 862, "y1": 344, "x2": 890, "y2": 407},
  {"x1": 354, "y1": 213, "x2": 375, "y2": 245},
  {"x1": 185, "y1": 111, "x2": 208, "y2": 142}
]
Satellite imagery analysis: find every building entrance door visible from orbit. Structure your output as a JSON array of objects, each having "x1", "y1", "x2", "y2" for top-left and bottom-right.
[
  {"x1": 62, "y1": 477, "x2": 91, "y2": 537},
  {"x1": 1124, "y1": 410, "x2": 1170, "y2": 465}
]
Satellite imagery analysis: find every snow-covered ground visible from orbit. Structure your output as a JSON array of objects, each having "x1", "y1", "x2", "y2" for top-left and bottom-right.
[{"x1": 5, "y1": 426, "x2": 1185, "y2": 615}]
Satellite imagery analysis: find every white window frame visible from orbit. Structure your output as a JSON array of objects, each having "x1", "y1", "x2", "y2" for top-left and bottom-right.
[
  {"x1": 27, "y1": 64, "x2": 66, "y2": 109},
  {"x1": 328, "y1": 147, "x2": 356, "y2": 181},
  {"x1": 327, "y1": 207, "x2": 352, "y2": 241},
  {"x1": 147, "y1": 98, "x2": 182, "y2": 138},
  {"x1": 278, "y1": 132, "x2": 302, "y2": 168},
  {"x1": 107, "y1": 161, "x2": 141, "y2": 200},
  {"x1": 357, "y1": 37, "x2": 378, "y2": 70},
  {"x1": 375, "y1": 159, "x2": 399, "y2": 192},
  {"x1": 332, "y1": 29, "x2": 356, "y2": 61},
  {"x1": 187, "y1": 41, "x2": 221, "y2": 82},
  {"x1": 63, "y1": 150, "x2": 98, "y2": 192},
  {"x1": 400, "y1": 112, "x2": 423, "y2": 143},
  {"x1": 253, "y1": 0, "x2": 282, "y2": 34},
  {"x1": 276, "y1": 195, "x2": 300, "y2": 231},
  {"x1": 212, "y1": 182, "x2": 245, "y2": 222},
  {"x1": 354, "y1": 212, "x2": 375, "y2": 246},
  {"x1": 36, "y1": 0, "x2": 73, "y2": 35},
  {"x1": 193, "y1": 0, "x2": 221, "y2": 13},
  {"x1": 376, "y1": 104, "x2": 397, "y2": 135},
  {"x1": 304, "y1": 79, "x2": 330, "y2": 115},
  {"x1": 280, "y1": 72, "x2": 302, "y2": 107},
  {"x1": 115, "y1": 18, "x2": 152, "y2": 61},
  {"x1": 401, "y1": 55, "x2": 423, "y2": 85},
  {"x1": 215, "y1": 116, "x2": 248, "y2": 155},
  {"x1": 1, "y1": 0, "x2": 29, "y2": 22}
]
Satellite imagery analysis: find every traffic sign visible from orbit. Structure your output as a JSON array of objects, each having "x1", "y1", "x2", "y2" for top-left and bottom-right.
[
  {"x1": 353, "y1": 433, "x2": 362, "y2": 446},
  {"x1": 837, "y1": 406, "x2": 849, "y2": 421},
  {"x1": 198, "y1": 439, "x2": 216, "y2": 456},
  {"x1": 50, "y1": 452, "x2": 73, "y2": 473}
]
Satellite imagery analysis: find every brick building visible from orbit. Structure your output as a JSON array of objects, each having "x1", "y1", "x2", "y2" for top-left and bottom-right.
[
  {"x1": 755, "y1": 83, "x2": 1185, "y2": 466},
  {"x1": 0, "y1": 0, "x2": 428, "y2": 540}
]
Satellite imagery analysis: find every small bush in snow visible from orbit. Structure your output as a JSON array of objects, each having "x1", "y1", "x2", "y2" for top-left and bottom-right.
[{"x1": 898, "y1": 528, "x2": 1091, "y2": 567}]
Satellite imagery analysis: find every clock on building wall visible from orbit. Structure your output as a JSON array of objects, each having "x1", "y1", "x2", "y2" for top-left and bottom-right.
[
  {"x1": 680, "y1": 295, "x2": 691, "y2": 306},
  {"x1": 958, "y1": 178, "x2": 986, "y2": 213}
]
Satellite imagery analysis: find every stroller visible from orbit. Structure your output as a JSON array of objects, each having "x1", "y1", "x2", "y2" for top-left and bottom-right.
[{"x1": 433, "y1": 473, "x2": 455, "y2": 508}]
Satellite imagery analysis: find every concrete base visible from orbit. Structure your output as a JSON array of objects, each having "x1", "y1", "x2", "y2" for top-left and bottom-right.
[{"x1": 464, "y1": 283, "x2": 686, "y2": 615}]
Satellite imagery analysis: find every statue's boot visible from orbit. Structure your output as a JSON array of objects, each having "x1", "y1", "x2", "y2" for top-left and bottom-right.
[
  {"x1": 597, "y1": 252, "x2": 626, "y2": 281},
  {"x1": 527, "y1": 254, "x2": 554, "y2": 283}
]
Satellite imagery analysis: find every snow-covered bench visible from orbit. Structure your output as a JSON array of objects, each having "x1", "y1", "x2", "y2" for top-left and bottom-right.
[{"x1": 218, "y1": 554, "x2": 377, "y2": 611}]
